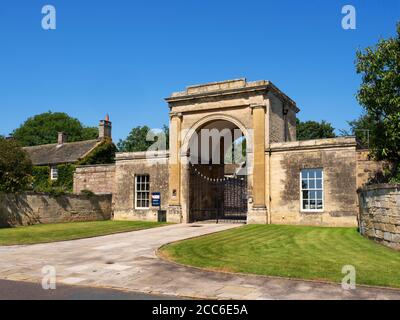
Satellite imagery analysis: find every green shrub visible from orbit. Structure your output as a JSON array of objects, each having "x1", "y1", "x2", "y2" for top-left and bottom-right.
[
  {"x1": 32, "y1": 164, "x2": 74, "y2": 193},
  {"x1": 0, "y1": 138, "x2": 32, "y2": 192},
  {"x1": 78, "y1": 138, "x2": 116, "y2": 165}
]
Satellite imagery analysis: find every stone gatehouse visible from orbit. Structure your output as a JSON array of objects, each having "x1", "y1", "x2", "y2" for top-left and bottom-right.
[{"x1": 74, "y1": 78, "x2": 383, "y2": 227}]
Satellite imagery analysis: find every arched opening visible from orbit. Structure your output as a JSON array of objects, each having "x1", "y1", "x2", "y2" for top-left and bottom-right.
[{"x1": 187, "y1": 119, "x2": 248, "y2": 223}]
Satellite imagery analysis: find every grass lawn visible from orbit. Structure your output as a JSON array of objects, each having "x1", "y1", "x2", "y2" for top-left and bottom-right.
[
  {"x1": 160, "y1": 224, "x2": 400, "y2": 288},
  {"x1": 0, "y1": 220, "x2": 168, "y2": 246}
]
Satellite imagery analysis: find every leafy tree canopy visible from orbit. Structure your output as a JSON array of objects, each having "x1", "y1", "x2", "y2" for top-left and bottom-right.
[
  {"x1": 296, "y1": 119, "x2": 336, "y2": 141},
  {"x1": 356, "y1": 22, "x2": 400, "y2": 182},
  {"x1": 118, "y1": 125, "x2": 169, "y2": 152},
  {"x1": 12, "y1": 112, "x2": 98, "y2": 146},
  {"x1": 0, "y1": 138, "x2": 32, "y2": 192},
  {"x1": 340, "y1": 113, "x2": 376, "y2": 148},
  {"x1": 356, "y1": 23, "x2": 400, "y2": 160}
]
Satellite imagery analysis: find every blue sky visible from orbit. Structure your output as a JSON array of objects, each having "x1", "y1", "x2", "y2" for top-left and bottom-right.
[{"x1": 0, "y1": 0, "x2": 399, "y2": 141}]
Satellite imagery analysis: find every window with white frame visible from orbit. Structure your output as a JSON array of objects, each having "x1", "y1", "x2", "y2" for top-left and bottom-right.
[
  {"x1": 300, "y1": 169, "x2": 323, "y2": 211},
  {"x1": 135, "y1": 175, "x2": 150, "y2": 209},
  {"x1": 50, "y1": 166, "x2": 58, "y2": 181}
]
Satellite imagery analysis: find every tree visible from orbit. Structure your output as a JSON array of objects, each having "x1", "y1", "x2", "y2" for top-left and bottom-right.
[
  {"x1": 12, "y1": 112, "x2": 98, "y2": 146},
  {"x1": 118, "y1": 125, "x2": 169, "y2": 152},
  {"x1": 0, "y1": 138, "x2": 32, "y2": 192},
  {"x1": 356, "y1": 22, "x2": 400, "y2": 181},
  {"x1": 340, "y1": 113, "x2": 376, "y2": 147},
  {"x1": 296, "y1": 119, "x2": 336, "y2": 141}
]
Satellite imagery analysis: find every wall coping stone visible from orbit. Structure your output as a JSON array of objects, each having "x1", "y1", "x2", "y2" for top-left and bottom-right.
[
  {"x1": 0, "y1": 192, "x2": 112, "y2": 198},
  {"x1": 75, "y1": 164, "x2": 115, "y2": 169},
  {"x1": 116, "y1": 150, "x2": 170, "y2": 161},
  {"x1": 358, "y1": 183, "x2": 400, "y2": 192},
  {"x1": 269, "y1": 137, "x2": 357, "y2": 152}
]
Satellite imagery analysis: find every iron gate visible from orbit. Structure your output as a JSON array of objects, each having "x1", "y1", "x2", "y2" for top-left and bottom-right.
[{"x1": 189, "y1": 164, "x2": 248, "y2": 223}]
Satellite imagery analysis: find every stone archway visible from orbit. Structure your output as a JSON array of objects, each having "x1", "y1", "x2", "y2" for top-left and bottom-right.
[
  {"x1": 184, "y1": 118, "x2": 249, "y2": 223},
  {"x1": 165, "y1": 79, "x2": 283, "y2": 224}
]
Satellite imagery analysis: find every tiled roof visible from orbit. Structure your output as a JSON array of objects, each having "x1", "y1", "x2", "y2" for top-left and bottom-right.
[{"x1": 23, "y1": 139, "x2": 101, "y2": 166}]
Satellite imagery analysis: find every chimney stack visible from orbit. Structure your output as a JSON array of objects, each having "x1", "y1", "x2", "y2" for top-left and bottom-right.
[
  {"x1": 99, "y1": 114, "x2": 112, "y2": 140},
  {"x1": 58, "y1": 132, "x2": 67, "y2": 145}
]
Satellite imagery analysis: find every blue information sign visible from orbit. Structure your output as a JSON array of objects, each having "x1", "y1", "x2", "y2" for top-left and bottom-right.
[{"x1": 151, "y1": 192, "x2": 161, "y2": 207}]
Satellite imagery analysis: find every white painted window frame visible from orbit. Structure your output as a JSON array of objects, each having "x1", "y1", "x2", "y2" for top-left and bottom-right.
[
  {"x1": 135, "y1": 174, "x2": 150, "y2": 210},
  {"x1": 300, "y1": 168, "x2": 324, "y2": 213},
  {"x1": 50, "y1": 166, "x2": 58, "y2": 181}
]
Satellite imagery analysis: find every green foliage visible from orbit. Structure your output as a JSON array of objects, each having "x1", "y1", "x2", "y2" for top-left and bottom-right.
[
  {"x1": 356, "y1": 22, "x2": 400, "y2": 181},
  {"x1": 389, "y1": 169, "x2": 400, "y2": 184},
  {"x1": 80, "y1": 189, "x2": 95, "y2": 196},
  {"x1": 0, "y1": 138, "x2": 33, "y2": 192},
  {"x1": 31, "y1": 139, "x2": 116, "y2": 194},
  {"x1": 78, "y1": 138, "x2": 116, "y2": 165},
  {"x1": 32, "y1": 164, "x2": 75, "y2": 193},
  {"x1": 12, "y1": 112, "x2": 98, "y2": 147},
  {"x1": 296, "y1": 119, "x2": 336, "y2": 141},
  {"x1": 341, "y1": 113, "x2": 376, "y2": 147},
  {"x1": 56, "y1": 164, "x2": 75, "y2": 191},
  {"x1": 81, "y1": 126, "x2": 99, "y2": 140},
  {"x1": 118, "y1": 125, "x2": 169, "y2": 152},
  {"x1": 31, "y1": 166, "x2": 50, "y2": 191}
]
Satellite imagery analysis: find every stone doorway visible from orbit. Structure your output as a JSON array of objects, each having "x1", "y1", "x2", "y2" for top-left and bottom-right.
[{"x1": 186, "y1": 119, "x2": 248, "y2": 223}]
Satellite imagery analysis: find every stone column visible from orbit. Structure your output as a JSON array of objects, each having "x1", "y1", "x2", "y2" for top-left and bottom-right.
[
  {"x1": 180, "y1": 153, "x2": 190, "y2": 223},
  {"x1": 167, "y1": 112, "x2": 183, "y2": 223},
  {"x1": 248, "y1": 104, "x2": 268, "y2": 224}
]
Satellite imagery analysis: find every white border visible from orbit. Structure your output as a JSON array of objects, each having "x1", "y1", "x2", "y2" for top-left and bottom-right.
[
  {"x1": 135, "y1": 175, "x2": 150, "y2": 210},
  {"x1": 299, "y1": 169, "x2": 324, "y2": 213}
]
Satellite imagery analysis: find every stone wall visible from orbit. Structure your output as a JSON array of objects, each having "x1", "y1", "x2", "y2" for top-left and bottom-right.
[
  {"x1": 269, "y1": 92, "x2": 285, "y2": 143},
  {"x1": 359, "y1": 184, "x2": 400, "y2": 250},
  {"x1": 269, "y1": 137, "x2": 358, "y2": 227},
  {"x1": 113, "y1": 151, "x2": 169, "y2": 222},
  {"x1": 73, "y1": 164, "x2": 115, "y2": 194},
  {"x1": 0, "y1": 192, "x2": 112, "y2": 227}
]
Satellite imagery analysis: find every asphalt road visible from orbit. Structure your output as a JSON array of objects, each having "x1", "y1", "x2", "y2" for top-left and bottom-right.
[{"x1": 0, "y1": 279, "x2": 180, "y2": 300}]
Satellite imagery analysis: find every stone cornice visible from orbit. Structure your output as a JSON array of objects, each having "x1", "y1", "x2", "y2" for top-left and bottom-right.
[
  {"x1": 165, "y1": 79, "x2": 299, "y2": 113},
  {"x1": 268, "y1": 137, "x2": 357, "y2": 152}
]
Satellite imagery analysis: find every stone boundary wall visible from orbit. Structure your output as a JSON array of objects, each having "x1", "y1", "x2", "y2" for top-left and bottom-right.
[
  {"x1": 358, "y1": 184, "x2": 400, "y2": 250},
  {"x1": 73, "y1": 164, "x2": 115, "y2": 194},
  {"x1": 0, "y1": 192, "x2": 112, "y2": 227}
]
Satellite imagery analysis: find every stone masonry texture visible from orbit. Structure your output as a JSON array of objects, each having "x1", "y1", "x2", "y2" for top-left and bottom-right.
[
  {"x1": 359, "y1": 184, "x2": 400, "y2": 250},
  {"x1": 73, "y1": 164, "x2": 116, "y2": 194},
  {"x1": 0, "y1": 192, "x2": 112, "y2": 227}
]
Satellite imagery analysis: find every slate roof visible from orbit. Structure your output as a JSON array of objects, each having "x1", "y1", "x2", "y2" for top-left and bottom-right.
[{"x1": 23, "y1": 139, "x2": 101, "y2": 166}]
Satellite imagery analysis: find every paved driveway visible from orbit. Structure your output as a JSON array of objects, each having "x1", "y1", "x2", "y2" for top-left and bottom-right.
[{"x1": 0, "y1": 223, "x2": 400, "y2": 300}]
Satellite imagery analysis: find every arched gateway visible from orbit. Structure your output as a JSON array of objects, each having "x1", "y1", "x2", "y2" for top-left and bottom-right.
[{"x1": 166, "y1": 78, "x2": 298, "y2": 224}]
